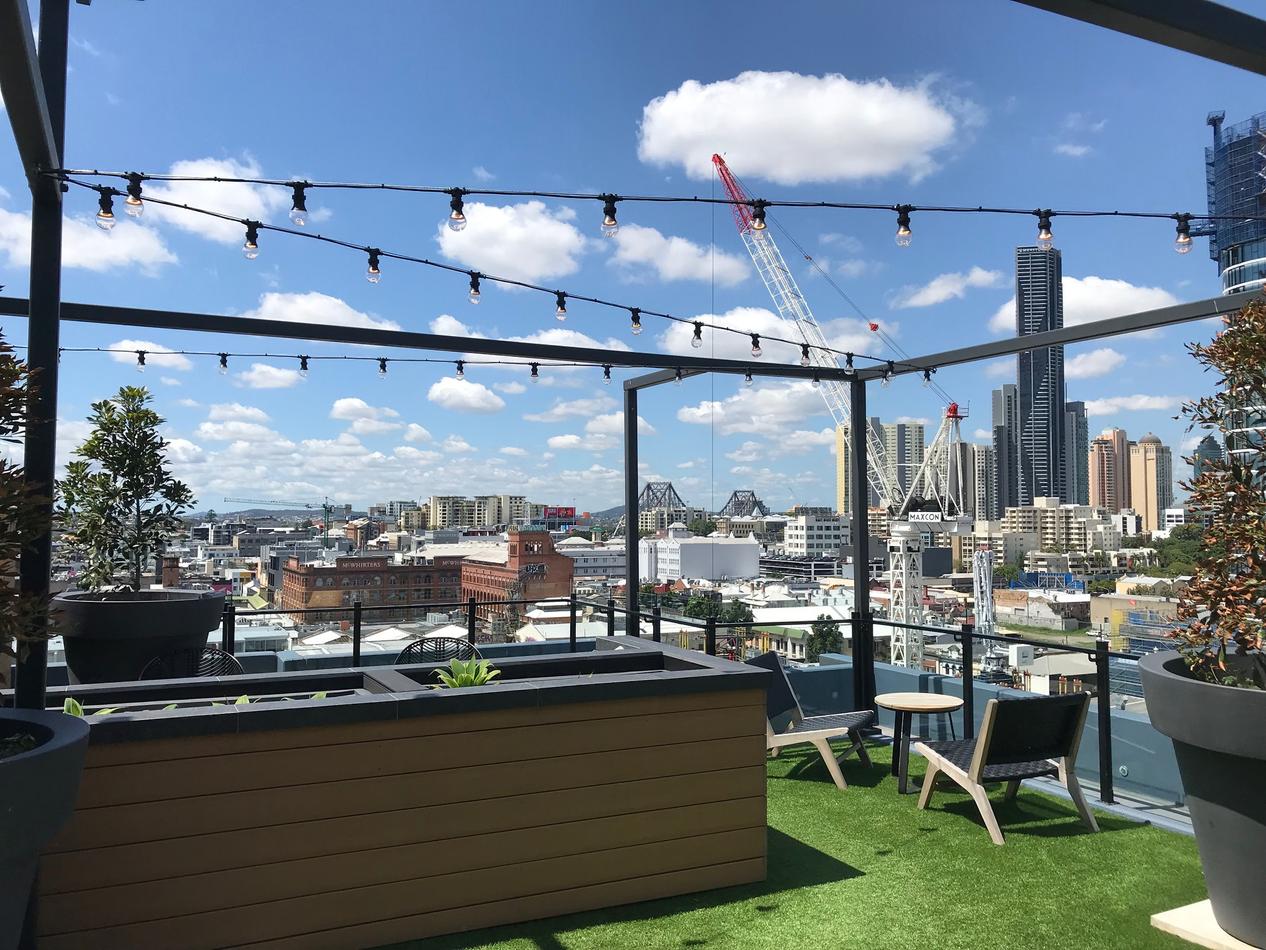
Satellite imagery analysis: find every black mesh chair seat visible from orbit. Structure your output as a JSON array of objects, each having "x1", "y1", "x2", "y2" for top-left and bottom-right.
[
  {"x1": 395, "y1": 636, "x2": 482, "y2": 665},
  {"x1": 919, "y1": 738, "x2": 1059, "y2": 783},
  {"x1": 139, "y1": 646, "x2": 245, "y2": 680},
  {"x1": 785, "y1": 710, "x2": 875, "y2": 736}
]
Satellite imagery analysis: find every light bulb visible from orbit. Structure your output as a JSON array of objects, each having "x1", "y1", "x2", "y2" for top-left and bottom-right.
[
  {"x1": 800, "y1": 344, "x2": 811, "y2": 367},
  {"x1": 630, "y1": 309, "x2": 643, "y2": 336},
  {"x1": 1174, "y1": 234, "x2": 1192, "y2": 254},
  {"x1": 468, "y1": 273, "x2": 481, "y2": 304},
  {"x1": 882, "y1": 374, "x2": 892, "y2": 388},
  {"x1": 895, "y1": 206, "x2": 912, "y2": 247},
  {"x1": 298, "y1": 356, "x2": 309, "y2": 379},
  {"x1": 243, "y1": 241, "x2": 259, "y2": 260},
  {"x1": 743, "y1": 372, "x2": 753, "y2": 388},
  {"x1": 554, "y1": 292, "x2": 568, "y2": 322},
  {"x1": 455, "y1": 361, "x2": 465, "y2": 381},
  {"x1": 136, "y1": 352, "x2": 146, "y2": 374},
  {"x1": 530, "y1": 362, "x2": 540, "y2": 382},
  {"x1": 750, "y1": 335, "x2": 762, "y2": 358},
  {"x1": 448, "y1": 189, "x2": 467, "y2": 231},
  {"x1": 289, "y1": 183, "x2": 309, "y2": 227},
  {"x1": 691, "y1": 323, "x2": 704, "y2": 349},
  {"x1": 602, "y1": 365, "x2": 612, "y2": 385},
  {"x1": 895, "y1": 224, "x2": 912, "y2": 247},
  {"x1": 289, "y1": 207, "x2": 307, "y2": 227},
  {"x1": 674, "y1": 368, "x2": 683, "y2": 386},
  {"x1": 1036, "y1": 211, "x2": 1054, "y2": 251},
  {"x1": 218, "y1": 354, "x2": 229, "y2": 376},
  {"x1": 378, "y1": 358, "x2": 388, "y2": 379},
  {"x1": 811, "y1": 374, "x2": 821, "y2": 388},
  {"x1": 601, "y1": 196, "x2": 619, "y2": 238},
  {"x1": 124, "y1": 195, "x2": 144, "y2": 218},
  {"x1": 366, "y1": 250, "x2": 382, "y2": 284},
  {"x1": 96, "y1": 208, "x2": 115, "y2": 232},
  {"x1": 448, "y1": 211, "x2": 467, "y2": 232},
  {"x1": 242, "y1": 223, "x2": 260, "y2": 261}
]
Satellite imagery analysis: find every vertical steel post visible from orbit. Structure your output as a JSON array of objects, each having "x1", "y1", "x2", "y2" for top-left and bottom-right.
[
  {"x1": 220, "y1": 600, "x2": 236, "y2": 655},
  {"x1": 651, "y1": 605, "x2": 662, "y2": 642},
  {"x1": 622, "y1": 385, "x2": 639, "y2": 627},
  {"x1": 14, "y1": 0, "x2": 70, "y2": 711},
  {"x1": 568, "y1": 592, "x2": 577, "y2": 653},
  {"x1": 466, "y1": 596, "x2": 477, "y2": 642},
  {"x1": 606, "y1": 597, "x2": 615, "y2": 636},
  {"x1": 705, "y1": 617, "x2": 716, "y2": 656},
  {"x1": 848, "y1": 378, "x2": 875, "y2": 710},
  {"x1": 960, "y1": 623, "x2": 975, "y2": 741},
  {"x1": 350, "y1": 600, "x2": 362, "y2": 667},
  {"x1": 1095, "y1": 638, "x2": 1115, "y2": 803}
]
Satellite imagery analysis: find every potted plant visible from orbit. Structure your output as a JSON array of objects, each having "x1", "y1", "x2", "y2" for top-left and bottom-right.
[
  {"x1": 1139, "y1": 298, "x2": 1266, "y2": 947},
  {"x1": 54, "y1": 386, "x2": 223, "y2": 684},
  {"x1": 0, "y1": 333, "x2": 89, "y2": 949}
]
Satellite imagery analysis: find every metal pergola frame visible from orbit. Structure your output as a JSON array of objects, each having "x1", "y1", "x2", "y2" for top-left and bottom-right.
[{"x1": 1, "y1": 0, "x2": 1262, "y2": 720}]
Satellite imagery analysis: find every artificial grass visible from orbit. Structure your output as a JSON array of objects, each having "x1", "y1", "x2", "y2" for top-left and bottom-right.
[{"x1": 393, "y1": 744, "x2": 1204, "y2": 950}]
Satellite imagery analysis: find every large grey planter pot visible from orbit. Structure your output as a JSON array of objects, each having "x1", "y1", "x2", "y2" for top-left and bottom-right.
[
  {"x1": 1139, "y1": 650, "x2": 1266, "y2": 948},
  {"x1": 54, "y1": 589, "x2": 225, "y2": 684},
  {"x1": 0, "y1": 708, "x2": 90, "y2": 950}
]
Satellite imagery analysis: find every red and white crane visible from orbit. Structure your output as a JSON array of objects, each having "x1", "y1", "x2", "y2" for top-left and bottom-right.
[{"x1": 712, "y1": 154, "x2": 972, "y2": 667}]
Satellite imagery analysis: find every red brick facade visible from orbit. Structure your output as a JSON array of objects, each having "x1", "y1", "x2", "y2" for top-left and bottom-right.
[
  {"x1": 460, "y1": 528, "x2": 573, "y2": 620},
  {"x1": 278, "y1": 554, "x2": 463, "y2": 622}
]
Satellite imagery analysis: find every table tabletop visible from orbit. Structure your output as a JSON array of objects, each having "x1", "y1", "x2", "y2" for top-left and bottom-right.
[{"x1": 874, "y1": 691, "x2": 964, "y2": 714}]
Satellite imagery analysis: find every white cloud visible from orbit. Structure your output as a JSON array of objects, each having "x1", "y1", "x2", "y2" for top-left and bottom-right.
[
  {"x1": 1054, "y1": 143, "x2": 1091, "y2": 158},
  {"x1": 239, "y1": 291, "x2": 400, "y2": 332},
  {"x1": 471, "y1": 165, "x2": 495, "y2": 182},
  {"x1": 165, "y1": 438, "x2": 204, "y2": 464},
  {"x1": 349, "y1": 418, "x2": 403, "y2": 436},
  {"x1": 107, "y1": 339, "x2": 192, "y2": 371},
  {"x1": 435, "y1": 316, "x2": 630, "y2": 371},
  {"x1": 501, "y1": 446, "x2": 528, "y2": 457},
  {"x1": 0, "y1": 210, "x2": 177, "y2": 274},
  {"x1": 973, "y1": 428, "x2": 992, "y2": 441},
  {"x1": 781, "y1": 428, "x2": 837, "y2": 454},
  {"x1": 404, "y1": 423, "x2": 433, "y2": 443},
  {"x1": 145, "y1": 157, "x2": 288, "y2": 244},
  {"x1": 608, "y1": 223, "x2": 748, "y2": 285},
  {"x1": 329, "y1": 397, "x2": 399, "y2": 422},
  {"x1": 494, "y1": 381, "x2": 526, "y2": 395},
  {"x1": 548, "y1": 434, "x2": 584, "y2": 450},
  {"x1": 208, "y1": 402, "x2": 269, "y2": 423},
  {"x1": 195, "y1": 420, "x2": 287, "y2": 444},
  {"x1": 177, "y1": 398, "x2": 201, "y2": 408},
  {"x1": 657, "y1": 306, "x2": 881, "y2": 364},
  {"x1": 1065, "y1": 347, "x2": 1126, "y2": 380},
  {"x1": 235, "y1": 363, "x2": 302, "y2": 389},
  {"x1": 989, "y1": 276, "x2": 1181, "y2": 335},
  {"x1": 678, "y1": 381, "x2": 828, "y2": 436},
  {"x1": 1083, "y1": 394, "x2": 1187, "y2": 416},
  {"x1": 585, "y1": 412, "x2": 656, "y2": 436},
  {"x1": 435, "y1": 200, "x2": 586, "y2": 283},
  {"x1": 890, "y1": 266, "x2": 1002, "y2": 309},
  {"x1": 895, "y1": 416, "x2": 931, "y2": 426},
  {"x1": 441, "y1": 435, "x2": 476, "y2": 454},
  {"x1": 984, "y1": 359, "x2": 1014, "y2": 379},
  {"x1": 427, "y1": 377, "x2": 506, "y2": 414},
  {"x1": 726, "y1": 441, "x2": 764, "y2": 463},
  {"x1": 394, "y1": 446, "x2": 442, "y2": 464},
  {"x1": 524, "y1": 396, "x2": 617, "y2": 422},
  {"x1": 159, "y1": 376, "x2": 182, "y2": 387},
  {"x1": 638, "y1": 71, "x2": 977, "y2": 184}
]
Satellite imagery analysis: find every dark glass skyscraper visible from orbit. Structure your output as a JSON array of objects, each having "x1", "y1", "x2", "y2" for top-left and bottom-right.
[
  {"x1": 1204, "y1": 111, "x2": 1266, "y2": 294},
  {"x1": 1064, "y1": 400, "x2": 1089, "y2": 505},
  {"x1": 1015, "y1": 246, "x2": 1066, "y2": 504},
  {"x1": 991, "y1": 383, "x2": 1019, "y2": 518}
]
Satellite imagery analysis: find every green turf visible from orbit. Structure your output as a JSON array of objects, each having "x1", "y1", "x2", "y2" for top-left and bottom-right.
[{"x1": 392, "y1": 744, "x2": 1204, "y2": 950}]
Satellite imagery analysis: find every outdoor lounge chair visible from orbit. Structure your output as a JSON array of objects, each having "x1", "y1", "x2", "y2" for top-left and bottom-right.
[
  {"x1": 395, "y1": 636, "x2": 482, "y2": 664},
  {"x1": 139, "y1": 645, "x2": 245, "y2": 680},
  {"x1": 746, "y1": 651, "x2": 874, "y2": 790},
  {"x1": 913, "y1": 692, "x2": 1100, "y2": 845}
]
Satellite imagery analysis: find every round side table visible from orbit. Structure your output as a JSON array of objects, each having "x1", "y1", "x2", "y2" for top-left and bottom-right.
[{"x1": 874, "y1": 692, "x2": 965, "y2": 794}]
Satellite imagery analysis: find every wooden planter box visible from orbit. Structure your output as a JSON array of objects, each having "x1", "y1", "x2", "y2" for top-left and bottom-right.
[{"x1": 18, "y1": 639, "x2": 769, "y2": 949}]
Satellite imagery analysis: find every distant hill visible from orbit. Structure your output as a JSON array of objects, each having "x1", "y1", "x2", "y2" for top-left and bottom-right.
[{"x1": 590, "y1": 504, "x2": 624, "y2": 521}]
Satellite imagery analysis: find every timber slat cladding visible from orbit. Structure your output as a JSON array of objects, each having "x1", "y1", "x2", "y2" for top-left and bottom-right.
[
  {"x1": 42, "y1": 765, "x2": 766, "y2": 893},
  {"x1": 42, "y1": 798, "x2": 766, "y2": 932},
  {"x1": 39, "y1": 689, "x2": 768, "y2": 948},
  {"x1": 80, "y1": 686, "x2": 766, "y2": 767},
  {"x1": 73, "y1": 702, "x2": 766, "y2": 808},
  {"x1": 40, "y1": 828, "x2": 767, "y2": 950}
]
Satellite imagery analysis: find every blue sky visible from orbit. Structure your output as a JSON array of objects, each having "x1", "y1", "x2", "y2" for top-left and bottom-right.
[{"x1": 0, "y1": 0, "x2": 1260, "y2": 513}]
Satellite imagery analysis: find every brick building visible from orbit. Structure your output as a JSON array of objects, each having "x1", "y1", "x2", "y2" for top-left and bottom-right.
[
  {"x1": 278, "y1": 553, "x2": 463, "y2": 622},
  {"x1": 460, "y1": 528, "x2": 573, "y2": 622}
]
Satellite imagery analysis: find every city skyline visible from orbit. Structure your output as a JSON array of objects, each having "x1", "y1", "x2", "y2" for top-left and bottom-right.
[{"x1": 0, "y1": 2, "x2": 1242, "y2": 511}]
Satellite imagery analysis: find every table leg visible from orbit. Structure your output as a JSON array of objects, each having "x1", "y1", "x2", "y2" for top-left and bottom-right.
[
  {"x1": 889, "y1": 710, "x2": 904, "y2": 777},
  {"x1": 898, "y1": 714, "x2": 912, "y2": 794},
  {"x1": 949, "y1": 710, "x2": 957, "y2": 741}
]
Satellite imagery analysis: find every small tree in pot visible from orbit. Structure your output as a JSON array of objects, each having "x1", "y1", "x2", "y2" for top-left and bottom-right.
[
  {"x1": 1139, "y1": 298, "x2": 1266, "y2": 947},
  {"x1": 0, "y1": 333, "x2": 89, "y2": 950},
  {"x1": 54, "y1": 387, "x2": 223, "y2": 684}
]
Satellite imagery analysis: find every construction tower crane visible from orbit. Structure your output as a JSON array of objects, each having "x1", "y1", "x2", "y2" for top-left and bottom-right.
[
  {"x1": 712, "y1": 154, "x2": 971, "y2": 668},
  {"x1": 222, "y1": 496, "x2": 346, "y2": 546}
]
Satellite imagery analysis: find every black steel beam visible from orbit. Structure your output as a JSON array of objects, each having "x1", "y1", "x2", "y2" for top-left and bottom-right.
[
  {"x1": 1013, "y1": 0, "x2": 1266, "y2": 76},
  {"x1": 624, "y1": 368, "x2": 707, "y2": 391},
  {"x1": 0, "y1": 0, "x2": 61, "y2": 195},
  {"x1": 861, "y1": 291, "x2": 1253, "y2": 381},
  {"x1": 623, "y1": 386, "x2": 639, "y2": 626},
  {"x1": 848, "y1": 379, "x2": 875, "y2": 711},
  {"x1": 0, "y1": 297, "x2": 863, "y2": 381}
]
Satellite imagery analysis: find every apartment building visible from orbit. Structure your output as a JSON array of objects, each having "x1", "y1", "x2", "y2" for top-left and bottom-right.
[
  {"x1": 998, "y1": 496, "x2": 1121, "y2": 554},
  {"x1": 782, "y1": 512, "x2": 849, "y2": 558}
]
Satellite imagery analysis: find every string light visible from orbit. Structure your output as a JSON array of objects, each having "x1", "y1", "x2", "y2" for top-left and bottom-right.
[
  {"x1": 1174, "y1": 213, "x2": 1193, "y2": 254},
  {"x1": 135, "y1": 350, "x2": 146, "y2": 373},
  {"x1": 881, "y1": 361, "x2": 895, "y2": 387},
  {"x1": 124, "y1": 173, "x2": 144, "y2": 218},
  {"x1": 447, "y1": 188, "x2": 467, "y2": 231},
  {"x1": 845, "y1": 353, "x2": 854, "y2": 370},
  {"x1": 243, "y1": 222, "x2": 260, "y2": 260},
  {"x1": 95, "y1": 190, "x2": 115, "y2": 231},
  {"x1": 811, "y1": 371, "x2": 821, "y2": 388},
  {"x1": 455, "y1": 360, "x2": 465, "y2": 380},
  {"x1": 674, "y1": 368, "x2": 683, "y2": 386},
  {"x1": 743, "y1": 371, "x2": 753, "y2": 387},
  {"x1": 530, "y1": 362, "x2": 540, "y2": 382},
  {"x1": 895, "y1": 205, "x2": 913, "y2": 247},
  {"x1": 298, "y1": 355, "x2": 309, "y2": 378},
  {"x1": 554, "y1": 291, "x2": 568, "y2": 322},
  {"x1": 691, "y1": 322, "x2": 704, "y2": 349},
  {"x1": 377, "y1": 357, "x2": 388, "y2": 379},
  {"x1": 600, "y1": 194, "x2": 619, "y2": 237},
  {"x1": 468, "y1": 271, "x2": 481, "y2": 304},
  {"x1": 218, "y1": 352, "x2": 229, "y2": 375},
  {"x1": 1036, "y1": 209, "x2": 1054, "y2": 251},
  {"x1": 366, "y1": 249, "x2": 382, "y2": 283},
  {"x1": 630, "y1": 308, "x2": 643, "y2": 336},
  {"x1": 602, "y1": 365, "x2": 612, "y2": 385},
  {"x1": 800, "y1": 343, "x2": 811, "y2": 367},
  {"x1": 922, "y1": 368, "x2": 933, "y2": 387},
  {"x1": 750, "y1": 334, "x2": 762, "y2": 358},
  {"x1": 750, "y1": 200, "x2": 768, "y2": 231},
  {"x1": 289, "y1": 183, "x2": 309, "y2": 227}
]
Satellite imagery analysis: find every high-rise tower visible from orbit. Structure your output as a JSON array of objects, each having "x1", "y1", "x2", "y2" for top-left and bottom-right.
[
  {"x1": 1015, "y1": 246, "x2": 1066, "y2": 504},
  {"x1": 1064, "y1": 401, "x2": 1089, "y2": 505},
  {"x1": 1204, "y1": 111, "x2": 1266, "y2": 294},
  {"x1": 991, "y1": 383, "x2": 1020, "y2": 518}
]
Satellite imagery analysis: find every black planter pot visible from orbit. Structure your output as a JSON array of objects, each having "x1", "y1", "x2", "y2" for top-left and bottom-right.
[
  {"x1": 0, "y1": 708, "x2": 90, "y2": 950},
  {"x1": 54, "y1": 589, "x2": 225, "y2": 684},
  {"x1": 1140, "y1": 650, "x2": 1266, "y2": 947}
]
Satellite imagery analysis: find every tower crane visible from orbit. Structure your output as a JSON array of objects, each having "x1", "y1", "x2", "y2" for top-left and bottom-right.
[
  {"x1": 222, "y1": 496, "x2": 346, "y2": 547},
  {"x1": 712, "y1": 154, "x2": 972, "y2": 668}
]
